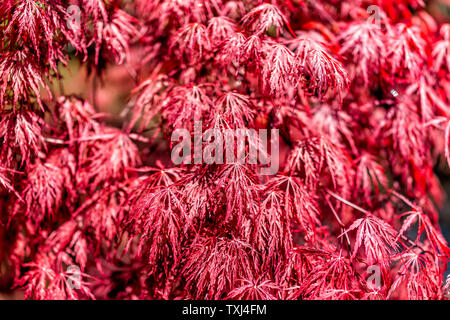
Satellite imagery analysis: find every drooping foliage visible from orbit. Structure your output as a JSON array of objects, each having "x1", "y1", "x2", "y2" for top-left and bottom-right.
[{"x1": 0, "y1": 0, "x2": 449, "y2": 300}]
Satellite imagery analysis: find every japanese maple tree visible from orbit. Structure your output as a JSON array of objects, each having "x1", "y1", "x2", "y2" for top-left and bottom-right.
[{"x1": 0, "y1": 0, "x2": 449, "y2": 300}]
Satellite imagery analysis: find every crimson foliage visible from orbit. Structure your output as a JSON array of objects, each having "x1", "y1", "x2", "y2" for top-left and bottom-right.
[{"x1": 0, "y1": 0, "x2": 449, "y2": 300}]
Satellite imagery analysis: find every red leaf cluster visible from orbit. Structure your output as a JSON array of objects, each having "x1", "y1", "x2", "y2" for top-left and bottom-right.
[{"x1": 0, "y1": 0, "x2": 449, "y2": 300}]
